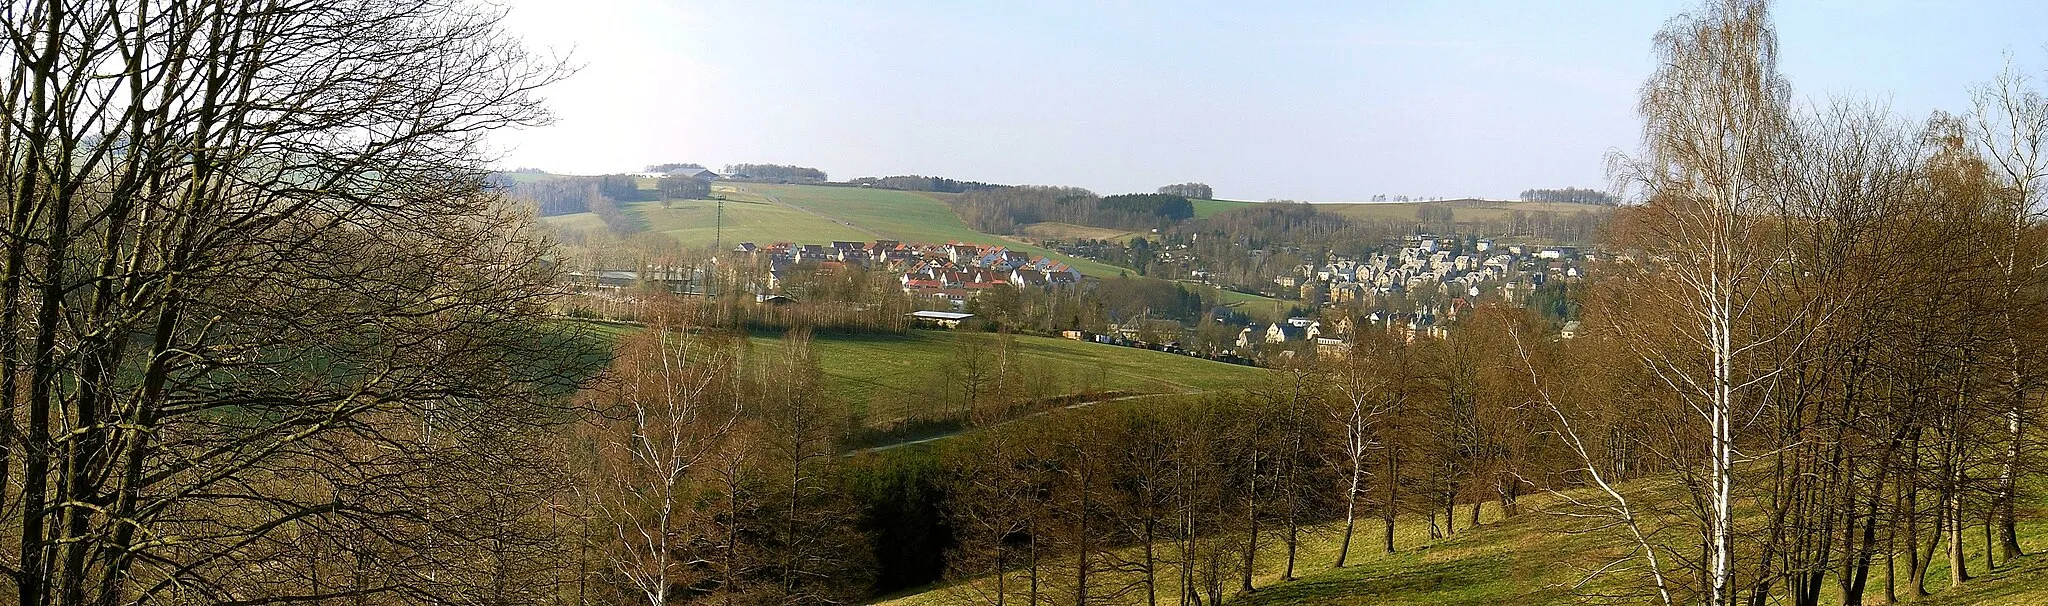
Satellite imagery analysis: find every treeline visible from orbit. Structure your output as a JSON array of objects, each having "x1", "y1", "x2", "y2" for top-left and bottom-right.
[
  {"x1": 953, "y1": 186, "x2": 1195, "y2": 234},
  {"x1": 847, "y1": 174, "x2": 1005, "y2": 193},
  {"x1": 929, "y1": 306, "x2": 1562, "y2": 603},
  {"x1": 725, "y1": 163, "x2": 828, "y2": 183},
  {"x1": 557, "y1": 304, "x2": 1572, "y2": 604},
  {"x1": 1543, "y1": 3, "x2": 2048, "y2": 604},
  {"x1": 1157, "y1": 182, "x2": 1214, "y2": 199},
  {"x1": 1157, "y1": 203, "x2": 1394, "y2": 287},
  {"x1": 499, "y1": 172, "x2": 717, "y2": 234},
  {"x1": 1518, "y1": 186, "x2": 1618, "y2": 205}
]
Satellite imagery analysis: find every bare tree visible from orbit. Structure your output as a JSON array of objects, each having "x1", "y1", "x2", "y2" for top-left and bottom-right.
[
  {"x1": 0, "y1": 0, "x2": 572, "y2": 602},
  {"x1": 587, "y1": 319, "x2": 741, "y2": 605},
  {"x1": 1968, "y1": 59, "x2": 2048, "y2": 561},
  {"x1": 1324, "y1": 330, "x2": 1394, "y2": 568}
]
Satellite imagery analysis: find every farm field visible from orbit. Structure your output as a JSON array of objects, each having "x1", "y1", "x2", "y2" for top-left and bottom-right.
[
  {"x1": 1191, "y1": 197, "x2": 1257, "y2": 218},
  {"x1": 744, "y1": 329, "x2": 1266, "y2": 426},
  {"x1": 624, "y1": 194, "x2": 872, "y2": 248}
]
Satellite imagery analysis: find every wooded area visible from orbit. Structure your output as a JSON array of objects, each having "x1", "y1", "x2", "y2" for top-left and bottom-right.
[{"x1": 4, "y1": 0, "x2": 2047, "y2": 604}]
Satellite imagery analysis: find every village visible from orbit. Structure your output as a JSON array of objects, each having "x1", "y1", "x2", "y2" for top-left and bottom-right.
[{"x1": 560, "y1": 234, "x2": 1590, "y2": 366}]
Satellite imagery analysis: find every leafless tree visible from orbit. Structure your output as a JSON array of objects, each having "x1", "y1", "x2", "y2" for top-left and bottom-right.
[{"x1": 0, "y1": 0, "x2": 571, "y2": 602}]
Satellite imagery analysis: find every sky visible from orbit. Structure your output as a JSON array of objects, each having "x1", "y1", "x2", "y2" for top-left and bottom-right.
[{"x1": 489, "y1": 1, "x2": 2048, "y2": 202}]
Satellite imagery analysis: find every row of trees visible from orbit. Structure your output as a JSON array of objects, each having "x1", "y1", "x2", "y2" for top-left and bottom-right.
[
  {"x1": 953, "y1": 187, "x2": 1195, "y2": 234},
  {"x1": 724, "y1": 163, "x2": 828, "y2": 183},
  {"x1": 848, "y1": 175, "x2": 1005, "y2": 193},
  {"x1": 1555, "y1": 1, "x2": 2048, "y2": 604},
  {"x1": 1157, "y1": 183, "x2": 1215, "y2": 199},
  {"x1": 1519, "y1": 187, "x2": 1620, "y2": 206},
  {"x1": 930, "y1": 307, "x2": 1559, "y2": 604}
]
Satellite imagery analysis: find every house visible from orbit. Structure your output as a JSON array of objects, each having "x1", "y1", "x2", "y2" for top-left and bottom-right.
[
  {"x1": 562, "y1": 270, "x2": 640, "y2": 295},
  {"x1": 1315, "y1": 337, "x2": 1350, "y2": 358},
  {"x1": 755, "y1": 294, "x2": 796, "y2": 306},
  {"x1": 1283, "y1": 316, "x2": 1323, "y2": 341},
  {"x1": 908, "y1": 310, "x2": 974, "y2": 329},
  {"x1": 1561, "y1": 320, "x2": 1583, "y2": 339},
  {"x1": 1265, "y1": 322, "x2": 1308, "y2": 344}
]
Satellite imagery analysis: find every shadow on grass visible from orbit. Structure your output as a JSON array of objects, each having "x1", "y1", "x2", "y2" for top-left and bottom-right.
[{"x1": 1232, "y1": 552, "x2": 1567, "y2": 606}]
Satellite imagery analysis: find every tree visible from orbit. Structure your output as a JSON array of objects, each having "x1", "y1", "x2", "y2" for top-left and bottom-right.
[
  {"x1": 1612, "y1": 1, "x2": 1795, "y2": 603},
  {"x1": 1157, "y1": 183, "x2": 1215, "y2": 199},
  {"x1": 0, "y1": 0, "x2": 571, "y2": 603},
  {"x1": 1968, "y1": 59, "x2": 2048, "y2": 562},
  {"x1": 1324, "y1": 329, "x2": 1394, "y2": 567},
  {"x1": 587, "y1": 319, "x2": 742, "y2": 606}
]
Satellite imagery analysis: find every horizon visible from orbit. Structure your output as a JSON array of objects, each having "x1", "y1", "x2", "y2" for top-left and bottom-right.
[{"x1": 491, "y1": 0, "x2": 2047, "y2": 203}]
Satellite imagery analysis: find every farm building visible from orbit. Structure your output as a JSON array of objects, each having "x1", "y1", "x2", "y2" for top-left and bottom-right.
[{"x1": 907, "y1": 310, "x2": 974, "y2": 329}]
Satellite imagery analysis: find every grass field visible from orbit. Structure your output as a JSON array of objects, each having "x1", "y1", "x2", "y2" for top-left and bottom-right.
[
  {"x1": 745, "y1": 329, "x2": 1265, "y2": 426},
  {"x1": 624, "y1": 194, "x2": 873, "y2": 248},
  {"x1": 1192, "y1": 197, "x2": 1257, "y2": 218},
  {"x1": 536, "y1": 211, "x2": 611, "y2": 233},
  {"x1": 879, "y1": 473, "x2": 2048, "y2": 606}
]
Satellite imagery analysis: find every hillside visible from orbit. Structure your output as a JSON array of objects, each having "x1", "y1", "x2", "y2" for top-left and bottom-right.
[
  {"x1": 536, "y1": 181, "x2": 1297, "y2": 321},
  {"x1": 878, "y1": 474, "x2": 2048, "y2": 606},
  {"x1": 571, "y1": 321, "x2": 1265, "y2": 429},
  {"x1": 745, "y1": 328, "x2": 1265, "y2": 427}
]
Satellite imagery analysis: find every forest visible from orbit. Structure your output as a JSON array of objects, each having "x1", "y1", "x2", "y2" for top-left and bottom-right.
[
  {"x1": 2, "y1": 0, "x2": 2047, "y2": 605},
  {"x1": 953, "y1": 187, "x2": 1199, "y2": 234}
]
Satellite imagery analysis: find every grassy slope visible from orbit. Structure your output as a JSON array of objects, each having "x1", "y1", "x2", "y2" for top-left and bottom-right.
[
  {"x1": 626, "y1": 194, "x2": 872, "y2": 248},
  {"x1": 537, "y1": 211, "x2": 610, "y2": 233},
  {"x1": 565, "y1": 321, "x2": 1263, "y2": 427},
  {"x1": 1192, "y1": 198, "x2": 1258, "y2": 218},
  {"x1": 746, "y1": 329, "x2": 1264, "y2": 425},
  {"x1": 881, "y1": 476, "x2": 2048, "y2": 606}
]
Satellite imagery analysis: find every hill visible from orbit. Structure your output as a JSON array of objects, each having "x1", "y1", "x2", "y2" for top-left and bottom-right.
[
  {"x1": 536, "y1": 182, "x2": 1298, "y2": 321},
  {"x1": 877, "y1": 473, "x2": 2048, "y2": 606}
]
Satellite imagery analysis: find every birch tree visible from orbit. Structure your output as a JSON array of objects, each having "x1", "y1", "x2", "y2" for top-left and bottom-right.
[
  {"x1": 1615, "y1": 1, "x2": 1795, "y2": 603},
  {"x1": 1968, "y1": 60, "x2": 2048, "y2": 561}
]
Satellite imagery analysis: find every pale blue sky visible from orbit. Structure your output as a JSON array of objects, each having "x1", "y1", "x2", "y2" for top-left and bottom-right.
[{"x1": 492, "y1": 1, "x2": 2048, "y2": 202}]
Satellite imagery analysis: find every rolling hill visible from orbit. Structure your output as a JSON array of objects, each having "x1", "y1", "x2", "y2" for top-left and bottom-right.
[
  {"x1": 876, "y1": 471, "x2": 2048, "y2": 606},
  {"x1": 536, "y1": 181, "x2": 1298, "y2": 321}
]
